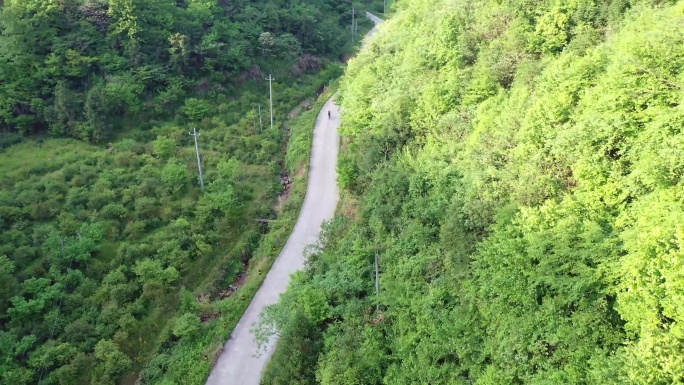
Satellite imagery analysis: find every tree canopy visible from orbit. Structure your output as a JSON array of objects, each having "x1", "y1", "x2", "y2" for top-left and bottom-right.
[
  {"x1": 0, "y1": 0, "x2": 369, "y2": 384},
  {"x1": 263, "y1": 0, "x2": 684, "y2": 384},
  {"x1": 0, "y1": 0, "x2": 353, "y2": 141}
]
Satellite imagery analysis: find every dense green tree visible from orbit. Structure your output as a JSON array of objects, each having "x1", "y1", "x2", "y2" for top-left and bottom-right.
[
  {"x1": 153, "y1": 135, "x2": 177, "y2": 159},
  {"x1": 261, "y1": 311, "x2": 323, "y2": 385},
  {"x1": 0, "y1": 256, "x2": 18, "y2": 316},
  {"x1": 264, "y1": 1, "x2": 684, "y2": 384},
  {"x1": 0, "y1": 0, "x2": 355, "y2": 141},
  {"x1": 0, "y1": 0, "x2": 364, "y2": 383},
  {"x1": 161, "y1": 157, "x2": 190, "y2": 194},
  {"x1": 92, "y1": 339, "x2": 132, "y2": 385},
  {"x1": 183, "y1": 98, "x2": 210, "y2": 122},
  {"x1": 172, "y1": 313, "x2": 201, "y2": 338}
]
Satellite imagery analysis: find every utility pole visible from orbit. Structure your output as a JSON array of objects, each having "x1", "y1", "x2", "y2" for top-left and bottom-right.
[
  {"x1": 374, "y1": 242, "x2": 380, "y2": 312},
  {"x1": 189, "y1": 127, "x2": 205, "y2": 190},
  {"x1": 252, "y1": 105, "x2": 256, "y2": 132},
  {"x1": 266, "y1": 74, "x2": 275, "y2": 130},
  {"x1": 352, "y1": 7, "x2": 356, "y2": 44},
  {"x1": 258, "y1": 104, "x2": 263, "y2": 133},
  {"x1": 384, "y1": 0, "x2": 386, "y2": 14}
]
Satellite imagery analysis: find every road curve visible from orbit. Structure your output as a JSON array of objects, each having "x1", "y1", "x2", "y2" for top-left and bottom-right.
[
  {"x1": 365, "y1": 12, "x2": 383, "y2": 41},
  {"x1": 205, "y1": 13, "x2": 383, "y2": 385}
]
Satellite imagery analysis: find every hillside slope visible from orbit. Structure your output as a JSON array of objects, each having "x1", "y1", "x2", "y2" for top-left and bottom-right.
[
  {"x1": 261, "y1": 0, "x2": 684, "y2": 384},
  {"x1": 0, "y1": 1, "x2": 374, "y2": 385},
  {"x1": 0, "y1": 0, "x2": 353, "y2": 141}
]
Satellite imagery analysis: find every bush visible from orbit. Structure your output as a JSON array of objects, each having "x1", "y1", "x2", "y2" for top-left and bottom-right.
[
  {"x1": 172, "y1": 313, "x2": 201, "y2": 338},
  {"x1": 161, "y1": 158, "x2": 190, "y2": 194}
]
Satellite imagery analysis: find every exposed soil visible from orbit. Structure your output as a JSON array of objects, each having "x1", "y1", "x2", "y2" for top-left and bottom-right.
[
  {"x1": 288, "y1": 97, "x2": 315, "y2": 119},
  {"x1": 201, "y1": 312, "x2": 220, "y2": 323},
  {"x1": 218, "y1": 261, "x2": 250, "y2": 300},
  {"x1": 371, "y1": 311, "x2": 385, "y2": 326},
  {"x1": 196, "y1": 293, "x2": 211, "y2": 304},
  {"x1": 338, "y1": 193, "x2": 361, "y2": 220},
  {"x1": 276, "y1": 166, "x2": 305, "y2": 213}
]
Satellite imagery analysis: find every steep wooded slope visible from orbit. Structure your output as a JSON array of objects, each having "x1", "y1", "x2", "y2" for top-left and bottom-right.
[
  {"x1": 261, "y1": 0, "x2": 684, "y2": 384},
  {"x1": 0, "y1": 0, "x2": 352, "y2": 141}
]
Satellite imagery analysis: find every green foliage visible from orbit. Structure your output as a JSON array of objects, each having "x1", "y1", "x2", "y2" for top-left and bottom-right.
[
  {"x1": 337, "y1": 154, "x2": 359, "y2": 192},
  {"x1": 153, "y1": 135, "x2": 177, "y2": 159},
  {"x1": 183, "y1": 98, "x2": 210, "y2": 122},
  {"x1": 2, "y1": 1, "x2": 375, "y2": 375},
  {"x1": 217, "y1": 158, "x2": 241, "y2": 184},
  {"x1": 0, "y1": 256, "x2": 18, "y2": 315},
  {"x1": 172, "y1": 313, "x2": 201, "y2": 338},
  {"x1": 265, "y1": 0, "x2": 684, "y2": 384},
  {"x1": 261, "y1": 311, "x2": 323, "y2": 385},
  {"x1": 93, "y1": 339, "x2": 132, "y2": 385},
  {"x1": 161, "y1": 158, "x2": 190, "y2": 194},
  {"x1": 0, "y1": 0, "x2": 354, "y2": 141}
]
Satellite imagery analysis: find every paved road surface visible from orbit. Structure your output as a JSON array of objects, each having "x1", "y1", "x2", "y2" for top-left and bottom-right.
[
  {"x1": 365, "y1": 12, "x2": 383, "y2": 42},
  {"x1": 205, "y1": 13, "x2": 383, "y2": 385}
]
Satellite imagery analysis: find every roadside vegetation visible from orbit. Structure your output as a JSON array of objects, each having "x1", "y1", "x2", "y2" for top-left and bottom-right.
[
  {"x1": 0, "y1": 1, "x2": 379, "y2": 384},
  {"x1": 262, "y1": 1, "x2": 684, "y2": 384}
]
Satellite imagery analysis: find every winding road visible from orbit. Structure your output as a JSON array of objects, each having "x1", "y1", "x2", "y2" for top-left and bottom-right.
[{"x1": 205, "y1": 12, "x2": 383, "y2": 385}]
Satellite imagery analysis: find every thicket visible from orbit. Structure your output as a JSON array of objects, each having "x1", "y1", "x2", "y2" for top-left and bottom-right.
[
  {"x1": 0, "y1": 0, "x2": 374, "y2": 384},
  {"x1": 0, "y1": 0, "x2": 357, "y2": 142},
  {"x1": 262, "y1": 0, "x2": 684, "y2": 384}
]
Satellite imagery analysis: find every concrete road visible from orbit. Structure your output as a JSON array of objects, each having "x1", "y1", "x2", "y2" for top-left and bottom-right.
[
  {"x1": 365, "y1": 12, "x2": 383, "y2": 42},
  {"x1": 205, "y1": 13, "x2": 383, "y2": 385}
]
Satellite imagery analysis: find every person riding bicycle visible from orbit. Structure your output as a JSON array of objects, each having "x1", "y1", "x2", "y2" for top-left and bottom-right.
[{"x1": 328, "y1": 110, "x2": 331, "y2": 119}]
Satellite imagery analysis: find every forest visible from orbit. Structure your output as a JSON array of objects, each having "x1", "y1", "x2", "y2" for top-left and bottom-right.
[
  {"x1": 261, "y1": 0, "x2": 684, "y2": 384},
  {"x1": 0, "y1": 0, "x2": 376, "y2": 384}
]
